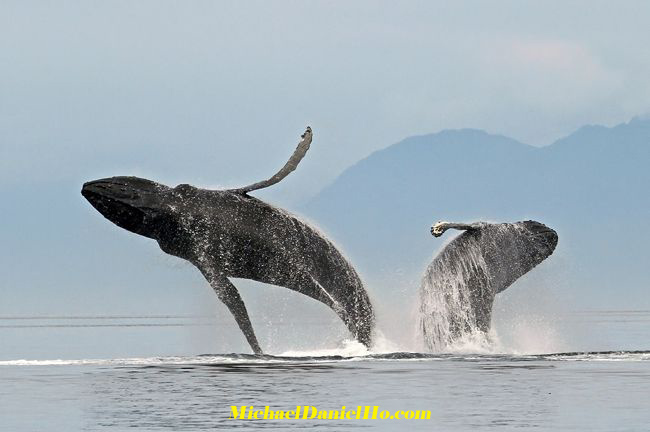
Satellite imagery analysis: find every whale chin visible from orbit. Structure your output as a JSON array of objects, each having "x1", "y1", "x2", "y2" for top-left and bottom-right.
[{"x1": 82, "y1": 188, "x2": 148, "y2": 236}]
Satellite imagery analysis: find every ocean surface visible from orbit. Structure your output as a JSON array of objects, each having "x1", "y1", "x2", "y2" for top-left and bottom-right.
[{"x1": 2, "y1": 311, "x2": 650, "y2": 431}]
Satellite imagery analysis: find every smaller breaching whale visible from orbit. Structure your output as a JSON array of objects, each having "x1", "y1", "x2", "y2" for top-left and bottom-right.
[
  {"x1": 82, "y1": 128, "x2": 374, "y2": 354},
  {"x1": 419, "y1": 220, "x2": 558, "y2": 351}
]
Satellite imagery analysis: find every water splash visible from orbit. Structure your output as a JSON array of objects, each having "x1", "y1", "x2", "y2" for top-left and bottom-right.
[
  {"x1": 278, "y1": 331, "x2": 402, "y2": 357},
  {"x1": 444, "y1": 329, "x2": 501, "y2": 354},
  {"x1": 418, "y1": 233, "x2": 491, "y2": 352},
  {"x1": 493, "y1": 313, "x2": 567, "y2": 354},
  {"x1": 280, "y1": 339, "x2": 370, "y2": 357}
]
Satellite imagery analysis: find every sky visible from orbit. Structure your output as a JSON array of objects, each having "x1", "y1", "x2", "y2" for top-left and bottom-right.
[
  {"x1": 2, "y1": 1, "x2": 650, "y2": 202},
  {"x1": 2, "y1": 1, "x2": 650, "y2": 355}
]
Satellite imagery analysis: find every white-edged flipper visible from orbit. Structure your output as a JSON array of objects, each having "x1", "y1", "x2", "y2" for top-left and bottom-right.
[
  {"x1": 431, "y1": 221, "x2": 484, "y2": 237},
  {"x1": 199, "y1": 268, "x2": 262, "y2": 355},
  {"x1": 232, "y1": 126, "x2": 313, "y2": 194}
]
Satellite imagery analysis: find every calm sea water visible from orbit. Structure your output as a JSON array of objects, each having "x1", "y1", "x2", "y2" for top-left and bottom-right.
[{"x1": 2, "y1": 311, "x2": 650, "y2": 431}]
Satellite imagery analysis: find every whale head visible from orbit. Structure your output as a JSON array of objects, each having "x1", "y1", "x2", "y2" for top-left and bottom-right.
[
  {"x1": 480, "y1": 220, "x2": 558, "y2": 293},
  {"x1": 82, "y1": 176, "x2": 174, "y2": 239},
  {"x1": 82, "y1": 176, "x2": 235, "y2": 261},
  {"x1": 515, "y1": 220, "x2": 559, "y2": 260}
]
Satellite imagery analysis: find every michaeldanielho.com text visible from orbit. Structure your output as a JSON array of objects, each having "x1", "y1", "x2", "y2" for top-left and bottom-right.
[{"x1": 231, "y1": 406, "x2": 431, "y2": 420}]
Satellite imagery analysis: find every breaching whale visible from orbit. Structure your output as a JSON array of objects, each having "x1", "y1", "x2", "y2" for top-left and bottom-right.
[
  {"x1": 82, "y1": 127, "x2": 374, "y2": 354},
  {"x1": 419, "y1": 220, "x2": 558, "y2": 351}
]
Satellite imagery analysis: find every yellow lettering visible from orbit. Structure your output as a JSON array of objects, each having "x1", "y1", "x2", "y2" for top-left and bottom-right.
[
  {"x1": 231, "y1": 405, "x2": 429, "y2": 421},
  {"x1": 230, "y1": 406, "x2": 246, "y2": 419}
]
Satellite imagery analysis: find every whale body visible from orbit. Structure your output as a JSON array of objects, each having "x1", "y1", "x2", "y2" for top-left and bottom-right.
[
  {"x1": 82, "y1": 128, "x2": 374, "y2": 354},
  {"x1": 419, "y1": 220, "x2": 558, "y2": 351}
]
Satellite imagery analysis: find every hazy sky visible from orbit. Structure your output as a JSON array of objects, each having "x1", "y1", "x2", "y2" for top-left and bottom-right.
[
  {"x1": 3, "y1": 1, "x2": 650, "y2": 202},
  {"x1": 2, "y1": 1, "x2": 650, "y2": 356}
]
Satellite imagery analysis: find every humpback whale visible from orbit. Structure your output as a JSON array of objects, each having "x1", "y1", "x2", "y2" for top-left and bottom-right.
[
  {"x1": 419, "y1": 220, "x2": 558, "y2": 351},
  {"x1": 82, "y1": 127, "x2": 374, "y2": 354}
]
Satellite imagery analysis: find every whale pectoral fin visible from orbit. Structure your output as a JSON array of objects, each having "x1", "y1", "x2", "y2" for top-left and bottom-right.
[
  {"x1": 431, "y1": 221, "x2": 484, "y2": 237},
  {"x1": 231, "y1": 126, "x2": 313, "y2": 194},
  {"x1": 206, "y1": 274, "x2": 263, "y2": 355}
]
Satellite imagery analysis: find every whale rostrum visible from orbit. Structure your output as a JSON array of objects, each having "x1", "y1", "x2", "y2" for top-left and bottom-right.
[{"x1": 82, "y1": 127, "x2": 374, "y2": 354}]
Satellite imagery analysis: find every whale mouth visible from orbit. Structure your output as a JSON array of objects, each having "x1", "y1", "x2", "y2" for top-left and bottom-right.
[
  {"x1": 82, "y1": 184, "x2": 147, "y2": 235},
  {"x1": 82, "y1": 177, "x2": 167, "y2": 237}
]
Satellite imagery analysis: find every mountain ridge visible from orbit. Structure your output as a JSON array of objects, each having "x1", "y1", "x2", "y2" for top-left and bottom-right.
[{"x1": 300, "y1": 118, "x2": 650, "y2": 310}]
